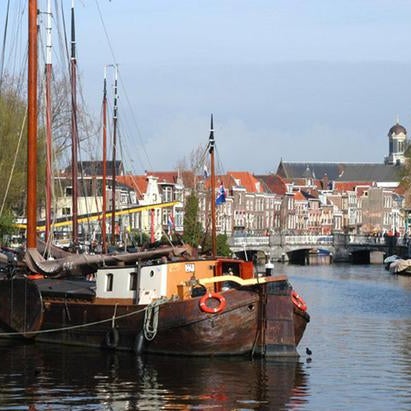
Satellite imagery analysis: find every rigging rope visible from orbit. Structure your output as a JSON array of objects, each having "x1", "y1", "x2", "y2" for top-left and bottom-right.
[
  {"x1": 0, "y1": 0, "x2": 11, "y2": 93},
  {"x1": 0, "y1": 304, "x2": 148, "y2": 337}
]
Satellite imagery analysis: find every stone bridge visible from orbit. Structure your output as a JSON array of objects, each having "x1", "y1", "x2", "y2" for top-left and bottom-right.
[{"x1": 228, "y1": 233, "x2": 409, "y2": 264}]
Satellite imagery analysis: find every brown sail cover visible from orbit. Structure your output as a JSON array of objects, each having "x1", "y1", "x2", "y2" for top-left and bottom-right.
[{"x1": 24, "y1": 245, "x2": 192, "y2": 277}]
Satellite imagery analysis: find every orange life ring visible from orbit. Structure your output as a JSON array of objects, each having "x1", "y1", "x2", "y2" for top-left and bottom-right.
[
  {"x1": 26, "y1": 274, "x2": 44, "y2": 280},
  {"x1": 199, "y1": 292, "x2": 226, "y2": 314},
  {"x1": 291, "y1": 290, "x2": 307, "y2": 312}
]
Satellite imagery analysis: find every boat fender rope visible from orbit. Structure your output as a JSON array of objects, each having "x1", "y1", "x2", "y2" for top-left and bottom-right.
[
  {"x1": 291, "y1": 290, "x2": 307, "y2": 312},
  {"x1": 143, "y1": 297, "x2": 168, "y2": 341},
  {"x1": 199, "y1": 292, "x2": 226, "y2": 314},
  {"x1": 105, "y1": 327, "x2": 119, "y2": 349}
]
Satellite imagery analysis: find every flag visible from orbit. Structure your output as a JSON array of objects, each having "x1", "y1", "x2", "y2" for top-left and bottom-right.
[
  {"x1": 216, "y1": 182, "x2": 226, "y2": 205},
  {"x1": 167, "y1": 213, "x2": 174, "y2": 234},
  {"x1": 203, "y1": 164, "x2": 209, "y2": 179}
]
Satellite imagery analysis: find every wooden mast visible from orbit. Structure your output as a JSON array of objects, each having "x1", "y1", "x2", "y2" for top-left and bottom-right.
[
  {"x1": 70, "y1": 0, "x2": 79, "y2": 248},
  {"x1": 101, "y1": 66, "x2": 108, "y2": 253},
  {"x1": 45, "y1": 0, "x2": 53, "y2": 243},
  {"x1": 27, "y1": 0, "x2": 38, "y2": 249},
  {"x1": 111, "y1": 64, "x2": 118, "y2": 245},
  {"x1": 209, "y1": 114, "x2": 216, "y2": 257}
]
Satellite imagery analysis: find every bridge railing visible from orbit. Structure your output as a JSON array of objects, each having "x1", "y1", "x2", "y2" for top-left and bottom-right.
[
  {"x1": 229, "y1": 233, "x2": 404, "y2": 248},
  {"x1": 229, "y1": 234, "x2": 333, "y2": 247},
  {"x1": 229, "y1": 236, "x2": 270, "y2": 247},
  {"x1": 284, "y1": 235, "x2": 333, "y2": 245}
]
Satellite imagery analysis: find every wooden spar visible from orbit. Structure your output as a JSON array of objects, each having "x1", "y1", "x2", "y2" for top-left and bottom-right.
[
  {"x1": 27, "y1": 0, "x2": 38, "y2": 249},
  {"x1": 45, "y1": 0, "x2": 53, "y2": 243},
  {"x1": 209, "y1": 114, "x2": 216, "y2": 257},
  {"x1": 111, "y1": 64, "x2": 118, "y2": 245},
  {"x1": 102, "y1": 66, "x2": 108, "y2": 253},
  {"x1": 70, "y1": 0, "x2": 79, "y2": 247}
]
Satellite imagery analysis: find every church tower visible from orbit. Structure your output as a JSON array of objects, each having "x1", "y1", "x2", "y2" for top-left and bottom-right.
[{"x1": 385, "y1": 119, "x2": 407, "y2": 165}]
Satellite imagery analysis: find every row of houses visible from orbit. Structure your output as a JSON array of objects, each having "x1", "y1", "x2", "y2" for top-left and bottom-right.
[
  {"x1": 40, "y1": 120, "x2": 411, "y2": 244},
  {"x1": 41, "y1": 159, "x2": 407, "y2": 244}
]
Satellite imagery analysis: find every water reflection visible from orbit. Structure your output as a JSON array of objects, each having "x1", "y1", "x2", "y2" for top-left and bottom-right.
[
  {"x1": 2, "y1": 264, "x2": 410, "y2": 410},
  {"x1": 0, "y1": 341, "x2": 309, "y2": 410}
]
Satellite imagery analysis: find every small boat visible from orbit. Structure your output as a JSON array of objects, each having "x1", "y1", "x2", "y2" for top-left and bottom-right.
[
  {"x1": 388, "y1": 258, "x2": 411, "y2": 276},
  {"x1": 383, "y1": 254, "x2": 400, "y2": 270}
]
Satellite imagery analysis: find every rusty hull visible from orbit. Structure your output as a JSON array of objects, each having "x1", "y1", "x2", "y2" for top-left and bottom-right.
[{"x1": 33, "y1": 280, "x2": 309, "y2": 357}]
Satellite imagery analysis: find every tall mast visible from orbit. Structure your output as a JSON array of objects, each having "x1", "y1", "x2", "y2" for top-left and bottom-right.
[
  {"x1": 70, "y1": 0, "x2": 79, "y2": 248},
  {"x1": 111, "y1": 64, "x2": 118, "y2": 245},
  {"x1": 209, "y1": 114, "x2": 216, "y2": 257},
  {"x1": 45, "y1": 0, "x2": 52, "y2": 243},
  {"x1": 101, "y1": 66, "x2": 108, "y2": 253},
  {"x1": 27, "y1": 0, "x2": 38, "y2": 249}
]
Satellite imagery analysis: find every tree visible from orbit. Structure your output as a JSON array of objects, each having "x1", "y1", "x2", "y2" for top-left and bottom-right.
[
  {"x1": 0, "y1": 79, "x2": 45, "y2": 216},
  {"x1": 201, "y1": 233, "x2": 232, "y2": 257},
  {"x1": 182, "y1": 191, "x2": 203, "y2": 247},
  {"x1": 0, "y1": 211, "x2": 17, "y2": 243}
]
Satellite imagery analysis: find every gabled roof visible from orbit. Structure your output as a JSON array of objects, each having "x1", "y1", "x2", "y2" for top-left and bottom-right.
[
  {"x1": 334, "y1": 182, "x2": 371, "y2": 192},
  {"x1": 117, "y1": 175, "x2": 146, "y2": 199},
  {"x1": 227, "y1": 171, "x2": 264, "y2": 193},
  {"x1": 255, "y1": 174, "x2": 287, "y2": 195},
  {"x1": 204, "y1": 174, "x2": 237, "y2": 191},
  {"x1": 147, "y1": 170, "x2": 196, "y2": 188},
  {"x1": 277, "y1": 161, "x2": 402, "y2": 183},
  {"x1": 148, "y1": 171, "x2": 177, "y2": 184}
]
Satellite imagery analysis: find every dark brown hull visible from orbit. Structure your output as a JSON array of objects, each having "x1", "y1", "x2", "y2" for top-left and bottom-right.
[
  {"x1": 0, "y1": 278, "x2": 43, "y2": 337},
  {"x1": 0, "y1": 278, "x2": 309, "y2": 357},
  {"x1": 37, "y1": 283, "x2": 308, "y2": 357}
]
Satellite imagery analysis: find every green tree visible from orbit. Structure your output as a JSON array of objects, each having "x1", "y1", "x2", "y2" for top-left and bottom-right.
[
  {"x1": 0, "y1": 78, "x2": 47, "y2": 217},
  {"x1": 182, "y1": 191, "x2": 203, "y2": 247},
  {"x1": 201, "y1": 233, "x2": 232, "y2": 257},
  {"x1": 0, "y1": 211, "x2": 17, "y2": 243},
  {"x1": 0, "y1": 83, "x2": 29, "y2": 215}
]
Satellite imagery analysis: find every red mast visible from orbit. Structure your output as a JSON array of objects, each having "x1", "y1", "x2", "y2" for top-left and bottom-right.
[{"x1": 27, "y1": 0, "x2": 38, "y2": 249}]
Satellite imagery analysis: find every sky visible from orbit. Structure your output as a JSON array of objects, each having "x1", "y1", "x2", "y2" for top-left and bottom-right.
[{"x1": 5, "y1": 0, "x2": 411, "y2": 175}]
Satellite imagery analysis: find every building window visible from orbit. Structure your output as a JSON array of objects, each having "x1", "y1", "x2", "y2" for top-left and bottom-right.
[
  {"x1": 129, "y1": 272, "x2": 137, "y2": 291},
  {"x1": 106, "y1": 273, "x2": 114, "y2": 292},
  {"x1": 62, "y1": 207, "x2": 71, "y2": 216},
  {"x1": 164, "y1": 187, "x2": 173, "y2": 202},
  {"x1": 120, "y1": 193, "x2": 128, "y2": 204},
  {"x1": 65, "y1": 186, "x2": 72, "y2": 196}
]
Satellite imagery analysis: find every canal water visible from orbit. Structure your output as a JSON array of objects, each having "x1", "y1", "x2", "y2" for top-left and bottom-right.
[{"x1": 0, "y1": 264, "x2": 410, "y2": 411}]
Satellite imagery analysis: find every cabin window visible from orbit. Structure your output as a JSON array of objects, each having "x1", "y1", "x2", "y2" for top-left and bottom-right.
[
  {"x1": 129, "y1": 272, "x2": 137, "y2": 291},
  {"x1": 106, "y1": 273, "x2": 114, "y2": 292}
]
